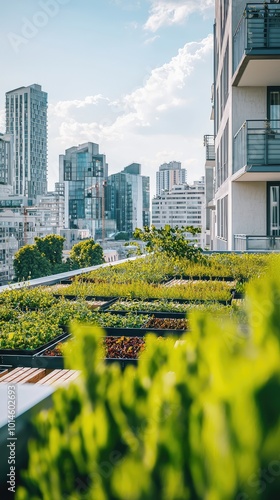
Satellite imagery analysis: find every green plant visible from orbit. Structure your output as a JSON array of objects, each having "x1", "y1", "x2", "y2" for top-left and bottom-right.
[
  {"x1": 133, "y1": 224, "x2": 203, "y2": 261},
  {"x1": 69, "y1": 239, "x2": 104, "y2": 268},
  {"x1": 16, "y1": 265, "x2": 280, "y2": 499}
]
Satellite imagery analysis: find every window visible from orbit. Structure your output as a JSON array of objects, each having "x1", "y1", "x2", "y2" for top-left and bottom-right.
[
  {"x1": 216, "y1": 121, "x2": 229, "y2": 188},
  {"x1": 217, "y1": 195, "x2": 228, "y2": 240}
]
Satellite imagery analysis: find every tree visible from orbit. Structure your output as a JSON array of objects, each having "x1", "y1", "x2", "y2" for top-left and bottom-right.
[
  {"x1": 13, "y1": 245, "x2": 51, "y2": 281},
  {"x1": 69, "y1": 239, "x2": 104, "y2": 268},
  {"x1": 34, "y1": 234, "x2": 65, "y2": 265},
  {"x1": 133, "y1": 224, "x2": 203, "y2": 261}
]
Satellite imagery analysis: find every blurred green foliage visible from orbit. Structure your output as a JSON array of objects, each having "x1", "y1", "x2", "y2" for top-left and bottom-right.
[{"x1": 17, "y1": 264, "x2": 280, "y2": 500}]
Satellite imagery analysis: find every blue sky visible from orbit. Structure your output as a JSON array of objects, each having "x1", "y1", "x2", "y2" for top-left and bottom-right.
[{"x1": 0, "y1": 0, "x2": 214, "y2": 196}]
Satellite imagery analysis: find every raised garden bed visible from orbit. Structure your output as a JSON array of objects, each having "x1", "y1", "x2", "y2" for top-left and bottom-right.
[
  {"x1": 0, "y1": 330, "x2": 69, "y2": 357},
  {"x1": 52, "y1": 295, "x2": 118, "y2": 310},
  {"x1": 105, "y1": 299, "x2": 233, "y2": 314}
]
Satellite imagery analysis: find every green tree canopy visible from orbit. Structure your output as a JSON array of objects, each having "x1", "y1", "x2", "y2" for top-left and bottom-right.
[
  {"x1": 69, "y1": 239, "x2": 104, "y2": 268},
  {"x1": 133, "y1": 224, "x2": 202, "y2": 261},
  {"x1": 34, "y1": 234, "x2": 65, "y2": 265},
  {"x1": 13, "y1": 245, "x2": 51, "y2": 281}
]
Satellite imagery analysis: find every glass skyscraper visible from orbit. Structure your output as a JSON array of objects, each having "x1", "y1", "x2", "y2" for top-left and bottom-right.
[
  {"x1": 60, "y1": 142, "x2": 108, "y2": 239},
  {"x1": 107, "y1": 163, "x2": 150, "y2": 236}
]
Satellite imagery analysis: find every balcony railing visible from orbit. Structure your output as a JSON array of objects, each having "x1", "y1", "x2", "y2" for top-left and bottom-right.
[
  {"x1": 233, "y1": 120, "x2": 280, "y2": 173},
  {"x1": 203, "y1": 135, "x2": 215, "y2": 161},
  {"x1": 234, "y1": 234, "x2": 280, "y2": 251},
  {"x1": 233, "y1": 3, "x2": 280, "y2": 74}
]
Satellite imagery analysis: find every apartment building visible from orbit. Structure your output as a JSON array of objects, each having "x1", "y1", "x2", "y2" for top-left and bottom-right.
[
  {"x1": 156, "y1": 161, "x2": 187, "y2": 197},
  {"x1": 152, "y1": 178, "x2": 205, "y2": 246},
  {"x1": 211, "y1": 0, "x2": 280, "y2": 251},
  {"x1": 5, "y1": 84, "x2": 48, "y2": 200}
]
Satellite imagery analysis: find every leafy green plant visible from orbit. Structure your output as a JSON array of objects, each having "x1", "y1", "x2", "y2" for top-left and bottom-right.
[
  {"x1": 69, "y1": 239, "x2": 104, "y2": 268},
  {"x1": 134, "y1": 224, "x2": 203, "y2": 261},
  {"x1": 16, "y1": 264, "x2": 280, "y2": 500}
]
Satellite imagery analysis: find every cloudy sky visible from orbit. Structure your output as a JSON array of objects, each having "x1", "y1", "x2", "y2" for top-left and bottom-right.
[{"x1": 0, "y1": 0, "x2": 214, "y2": 196}]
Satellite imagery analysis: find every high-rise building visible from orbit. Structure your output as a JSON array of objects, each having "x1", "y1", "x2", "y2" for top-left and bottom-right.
[
  {"x1": 152, "y1": 178, "x2": 205, "y2": 246},
  {"x1": 5, "y1": 84, "x2": 48, "y2": 200},
  {"x1": 209, "y1": 0, "x2": 280, "y2": 251},
  {"x1": 60, "y1": 142, "x2": 109, "y2": 239},
  {"x1": 156, "y1": 161, "x2": 187, "y2": 196},
  {"x1": 203, "y1": 134, "x2": 215, "y2": 249},
  {"x1": 0, "y1": 133, "x2": 13, "y2": 187},
  {"x1": 107, "y1": 163, "x2": 150, "y2": 236}
]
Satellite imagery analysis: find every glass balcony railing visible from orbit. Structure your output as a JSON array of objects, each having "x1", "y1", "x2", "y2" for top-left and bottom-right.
[
  {"x1": 203, "y1": 135, "x2": 215, "y2": 161},
  {"x1": 233, "y1": 3, "x2": 280, "y2": 74},
  {"x1": 234, "y1": 234, "x2": 280, "y2": 251},
  {"x1": 233, "y1": 120, "x2": 280, "y2": 173}
]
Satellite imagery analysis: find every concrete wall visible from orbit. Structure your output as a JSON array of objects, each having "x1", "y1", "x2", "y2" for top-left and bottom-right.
[
  {"x1": 232, "y1": 181, "x2": 266, "y2": 236},
  {"x1": 232, "y1": 87, "x2": 267, "y2": 136}
]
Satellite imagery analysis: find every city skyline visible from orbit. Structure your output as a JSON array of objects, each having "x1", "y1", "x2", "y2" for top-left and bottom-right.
[{"x1": 0, "y1": 0, "x2": 214, "y2": 197}]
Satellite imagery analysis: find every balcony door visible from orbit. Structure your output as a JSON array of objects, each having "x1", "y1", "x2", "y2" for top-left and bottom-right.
[
  {"x1": 267, "y1": 182, "x2": 280, "y2": 236},
  {"x1": 268, "y1": 87, "x2": 280, "y2": 127}
]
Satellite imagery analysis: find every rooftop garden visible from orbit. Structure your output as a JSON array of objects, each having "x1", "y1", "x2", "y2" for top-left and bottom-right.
[
  {"x1": 1, "y1": 226, "x2": 280, "y2": 498},
  {"x1": 12, "y1": 250, "x2": 280, "y2": 500}
]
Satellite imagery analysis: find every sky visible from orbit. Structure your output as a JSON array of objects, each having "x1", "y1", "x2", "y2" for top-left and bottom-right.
[{"x1": 0, "y1": 0, "x2": 215, "y2": 197}]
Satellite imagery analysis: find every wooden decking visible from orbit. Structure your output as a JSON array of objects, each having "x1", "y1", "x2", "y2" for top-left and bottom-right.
[{"x1": 0, "y1": 367, "x2": 80, "y2": 387}]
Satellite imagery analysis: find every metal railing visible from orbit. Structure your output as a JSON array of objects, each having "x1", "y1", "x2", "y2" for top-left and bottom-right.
[
  {"x1": 234, "y1": 234, "x2": 280, "y2": 251},
  {"x1": 233, "y1": 119, "x2": 280, "y2": 173},
  {"x1": 204, "y1": 135, "x2": 215, "y2": 161},
  {"x1": 233, "y1": 3, "x2": 280, "y2": 73}
]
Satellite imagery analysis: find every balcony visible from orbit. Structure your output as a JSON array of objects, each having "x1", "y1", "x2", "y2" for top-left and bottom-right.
[
  {"x1": 233, "y1": 120, "x2": 280, "y2": 181},
  {"x1": 233, "y1": 3, "x2": 280, "y2": 86},
  {"x1": 234, "y1": 234, "x2": 280, "y2": 251},
  {"x1": 203, "y1": 135, "x2": 215, "y2": 162}
]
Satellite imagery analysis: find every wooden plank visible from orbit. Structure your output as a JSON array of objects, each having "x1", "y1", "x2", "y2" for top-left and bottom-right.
[
  {"x1": 36, "y1": 369, "x2": 69, "y2": 385},
  {"x1": 0, "y1": 368, "x2": 46, "y2": 384},
  {"x1": 51, "y1": 370, "x2": 80, "y2": 387},
  {"x1": 0, "y1": 367, "x2": 31, "y2": 383},
  {"x1": 0, "y1": 369, "x2": 9, "y2": 379},
  {"x1": 18, "y1": 369, "x2": 46, "y2": 384}
]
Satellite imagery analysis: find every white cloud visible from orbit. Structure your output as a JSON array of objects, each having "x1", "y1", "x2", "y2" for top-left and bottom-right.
[
  {"x1": 50, "y1": 95, "x2": 108, "y2": 118},
  {"x1": 143, "y1": 34, "x2": 160, "y2": 45},
  {"x1": 47, "y1": 34, "x2": 213, "y2": 192},
  {"x1": 52, "y1": 33, "x2": 212, "y2": 142},
  {"x1": 144, "y1": 0, "x2": 214, "y2": 32}
]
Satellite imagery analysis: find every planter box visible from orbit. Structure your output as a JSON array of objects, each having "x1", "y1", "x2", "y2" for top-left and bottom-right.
[
  {"x1": 100, "y1": 310, "x2": 187, "y2": 319},
  {"x1": 0, "y1": 330, "x2": 69, "y2": 357},
  {"x1": 166, "y1": 274, "x2": 237, "y2": 282},
  {"x1": 104, "y1": 297, "x2": 233, "y2": 307},
  {"x1": 53, "y1": 295, "x2": 118, "y2": 310}
]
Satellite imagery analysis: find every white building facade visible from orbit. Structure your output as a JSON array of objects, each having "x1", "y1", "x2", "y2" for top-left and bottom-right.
[
  {"x1": 156, "y1": 161, "x2": 187, "y2": 197},
  {"x1": 152, "y1": 179, "x2": 205, "y2": 247},
  {"x1": 212, "y1": 0, "x2": 280, "y2": 251},
  {"x1": 5, "y1": 84, "x2": 48, "y2": 200}
]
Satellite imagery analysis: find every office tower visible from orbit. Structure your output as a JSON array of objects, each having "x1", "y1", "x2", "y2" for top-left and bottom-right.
[
  {"x1": 107, "y1": 163, "x2": 150, "y2": 236},
  {"x1": 5, "y1": 84, "x2": 48, "y2": 200},
  {"x1": 156, "y1": 161, "x2": 187, "y2": 196},
  {"x1": 60, "y1": 142, "x2": 108, "y2": 239},
  {"x1": 209, "y1": 0, "x2": 280, "y2": 251}
]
